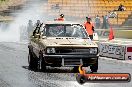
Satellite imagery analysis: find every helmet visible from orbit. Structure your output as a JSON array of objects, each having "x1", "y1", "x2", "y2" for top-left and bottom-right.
[
  {"x1": 60, "y1": 14, "x2": 64, "y2": 17},
  {"x1": 86, "y1": 16, "x2": 91, "y2": 19}
]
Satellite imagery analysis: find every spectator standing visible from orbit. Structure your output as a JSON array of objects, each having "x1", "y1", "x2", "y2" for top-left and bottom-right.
[
  {"x1": 35, "y1": 20, "x2": 41, "y2": 27},
  {"x1": 95, "y1": 15, "x2": 101, "y2": 29},
  {"x1": 54, "y1": 14, "x2": 65, "y2": 21},
  {"x1": 33, "y1": 20, "x2": 43, "y2": 36},
  {"x1": 84, "y1": 17, "x2": 94, "y2": 40},
  {"x1": 101, "y1": 15, "x2": 109, "y2": 29},
  {"x1": 118, "y1": 4, "x2": 125, "y2": 11},
  {"x1": 27, "y1": 20, "x2": 33, "y2": 38}
]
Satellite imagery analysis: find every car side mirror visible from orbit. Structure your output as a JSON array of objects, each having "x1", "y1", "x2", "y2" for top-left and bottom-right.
[
  {"x1": 35, "y1": 34, "x2": 40, "y2": 38},
  {"x1": 42, "y1": 36, "x2": 46, "y2": 39},
  {"x1": 84, "y1": 36, "x2": 91, "y2": 40}
]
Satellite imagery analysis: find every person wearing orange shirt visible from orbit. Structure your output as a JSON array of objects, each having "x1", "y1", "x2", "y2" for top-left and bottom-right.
[
  {"x1": 55, "y1": 14, "x2": 65, "y2": 21},
  {"x1": 84, "y1": 17, "x2": 94, "y2": 40}
]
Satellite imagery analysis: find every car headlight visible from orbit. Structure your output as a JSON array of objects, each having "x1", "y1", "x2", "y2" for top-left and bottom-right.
[
  {"x1": 89, "y1": 48, "x2": 98, "y2": 54},
  {"x1": 47, "y1": 48, "x2": 56, "y2": 54}
]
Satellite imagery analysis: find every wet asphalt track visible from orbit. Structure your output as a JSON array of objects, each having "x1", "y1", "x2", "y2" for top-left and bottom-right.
[
  {"x1": 0, "y1": 0, "x2": 132, "y2": 86},
  {"x1": 0, "y1": 42, "x2": 132, "y2": 87}
]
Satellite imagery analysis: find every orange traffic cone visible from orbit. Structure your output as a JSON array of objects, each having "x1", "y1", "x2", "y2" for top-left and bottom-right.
[{"x1": 108, "y1": 27, "x2": 114, "y2": 40}]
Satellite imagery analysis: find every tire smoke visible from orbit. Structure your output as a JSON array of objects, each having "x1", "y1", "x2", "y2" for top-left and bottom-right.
[{"x1": 0, "y1": 0, "x2": 50, "y2": 42}]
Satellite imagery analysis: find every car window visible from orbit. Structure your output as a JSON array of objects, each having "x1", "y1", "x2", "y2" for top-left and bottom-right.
[
  {"x1": 65, "y1": 25, "x2": 85, "y2": 38},
  {"x1": 43, "y1": 24, "x2": 88, "y2": 38},
  {"x1": 47, "y1": 25, "x2": 65, "y2": 37},
  {"x1": 66, "y1": 24, "x2": 88, "y2": 38}
]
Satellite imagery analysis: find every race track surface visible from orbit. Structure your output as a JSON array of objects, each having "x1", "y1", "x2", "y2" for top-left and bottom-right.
[
  {"x1": 0, "y1": 0, "x2": 132, "y2": 86},
  {"x1": 0, "y1": 42, "x2": 131, "y2": 87}
]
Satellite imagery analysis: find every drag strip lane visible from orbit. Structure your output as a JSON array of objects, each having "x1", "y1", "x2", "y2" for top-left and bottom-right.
[
  {"x1": 0, "y1": 42, "x2": 131, "y2": 87},
  {"x1": 0, "y1": 42, "x2": 28, "y2": 52},
  {"x1": 0, "y1": 42, "x2": 36, "y2": 87}
]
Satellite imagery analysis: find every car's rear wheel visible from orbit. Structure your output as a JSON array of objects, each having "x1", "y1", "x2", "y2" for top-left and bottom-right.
[
  {"x1": 28, "y1": 50, "x2": 38, "y2": 70},
  {"x1": 38, "y1": 53, "x2": 46, "y2": 72},
  {"x1": 90, "y1": 59, "x2": 98, "y2": 73}
]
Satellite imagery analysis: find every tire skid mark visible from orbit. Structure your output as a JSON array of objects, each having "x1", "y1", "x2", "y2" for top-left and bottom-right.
[
  {"x1": 28, "y1": 71, "x2": 62, "y2": 87},
  {"x1": 0, "y1": 78, "x2": 12, "y2": 87},
  {"x1": 0, "y1": 43, "x2": 28, "y2": 53}
]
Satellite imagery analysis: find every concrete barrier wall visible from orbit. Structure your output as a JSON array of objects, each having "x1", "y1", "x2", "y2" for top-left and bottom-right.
[
  {"x1": 95, "y1": 29, "x2": 132, "y2": 39},
  {"x1": 114, "y1": 30, "x2": 132, "y2": 39},
  {"x1": 99, "y1": 41, "x2": 125, "y2": 60},
  {"x1": 98, "y1": 40, "x2": 132, "y2": 60}
]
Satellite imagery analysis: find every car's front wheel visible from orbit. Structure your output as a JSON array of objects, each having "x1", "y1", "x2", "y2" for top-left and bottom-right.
[
  {"x1": 90, "y1": 59, "x2": 98, "y2": 73},
  {"x1": 76, "y1": 74, "x2": 87, "y2": 84},
  {"x1": 38, "y1": 53, "x2": 46, "y2": 72},
  {"x1": 28, "y1": 50, "x2": 38, "y2": 70}
]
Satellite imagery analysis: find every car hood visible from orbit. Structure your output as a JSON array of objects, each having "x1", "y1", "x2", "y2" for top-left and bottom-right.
[{"x1": 41, "y1": 37, "x2": 98, "y2": 47}]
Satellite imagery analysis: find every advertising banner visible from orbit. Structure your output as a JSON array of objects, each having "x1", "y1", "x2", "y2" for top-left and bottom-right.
[
  {"x1": 98, "y1": 42, "x2": 109, "y2": 57},
  {"x1": 99, "y1": 40, "x2": 132, "y2": 60}
]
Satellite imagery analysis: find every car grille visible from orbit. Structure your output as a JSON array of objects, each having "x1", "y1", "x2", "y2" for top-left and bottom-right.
[
  {"x1": 55, "y1": 48, "x2": 90, "y2": 54},
  {"x1": 62, "y1": 58, "x2": 83, "y2": 66}
]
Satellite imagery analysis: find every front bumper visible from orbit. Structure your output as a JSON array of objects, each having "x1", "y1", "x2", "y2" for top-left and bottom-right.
[
  {"x1": 43, "y1": 54, "x2": 98, "y2": 58},
  {"x1": 43, "y1": 54, "x2": 98, "y2": 66}
]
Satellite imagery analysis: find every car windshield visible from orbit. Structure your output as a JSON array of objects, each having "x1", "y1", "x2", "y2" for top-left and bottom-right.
[{"x1": 43, "y1": 24, "x2": 88, "y2": 38}]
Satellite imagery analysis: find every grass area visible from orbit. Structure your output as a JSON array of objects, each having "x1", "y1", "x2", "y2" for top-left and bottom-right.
[
  {"x1": 0, "y1": 0, "x2": 9, "y2": 3},
  {"x1": 0, "y1": 0, "x2": 9, "y2": 1},
  {"x1": 0, "y1": 0, "x2": 5, "y2": 1},
  {"x1": 0, "y1": 0, "x2": 9, "y2": 6}
]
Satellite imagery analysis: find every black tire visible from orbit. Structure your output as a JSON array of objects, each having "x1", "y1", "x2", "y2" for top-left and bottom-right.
[
  {"x1": 90, "y1": 59, "x2": 98, "y2": 73},
  {"x1": 76, "y1": 74, "x2": 86, "y2": 84},
  {"x1": 28, "y1": 50, "x2": 38, "y2": 70},
  {"x1": 38, "y1": 53, "x2": 46, "y2": 72}
]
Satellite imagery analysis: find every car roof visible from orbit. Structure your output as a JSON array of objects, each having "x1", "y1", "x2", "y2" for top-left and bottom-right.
[{"x1": 44, "y1": 21, "x2": 81, "y2": 25}]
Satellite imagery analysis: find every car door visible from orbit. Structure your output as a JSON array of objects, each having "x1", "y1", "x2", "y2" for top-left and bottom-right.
[
  {"x1": 37, "y1": 26, "x2": 46, "y2": 53},
  {"x1": 31, "y1": 27, "x2": 41, "y2": 58}
]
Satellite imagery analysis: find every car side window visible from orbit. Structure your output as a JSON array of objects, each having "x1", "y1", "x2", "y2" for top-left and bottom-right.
[
  {"x1": 47, "y1": 25, "x2": 65, "y2": 37},
  {"x1": 65, "y1": 26, "x2": 73, "y2": 37},
  {"x1": 41, "y1": 26, "x2": 46, "y2": 36}
]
